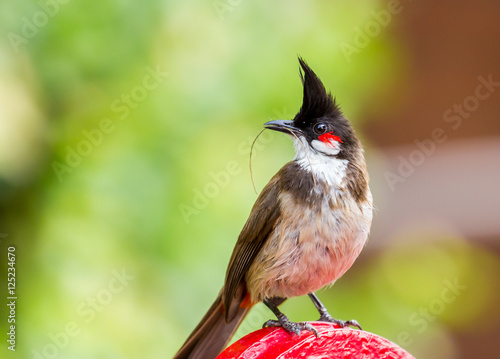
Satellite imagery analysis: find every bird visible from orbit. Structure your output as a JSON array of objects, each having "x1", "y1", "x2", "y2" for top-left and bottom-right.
[{"x1": 174, "y1": 58, "x2": 373, "y2": 359}]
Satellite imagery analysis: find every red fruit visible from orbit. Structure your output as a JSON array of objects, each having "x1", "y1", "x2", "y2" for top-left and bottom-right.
[{"x1": 218, "y1": 322, "x2": 415, "y2": 359}]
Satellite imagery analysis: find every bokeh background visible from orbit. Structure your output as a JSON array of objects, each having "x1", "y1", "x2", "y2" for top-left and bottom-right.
[{"x1": 1, "y1": 1, "x2": 499, "y2": 358}]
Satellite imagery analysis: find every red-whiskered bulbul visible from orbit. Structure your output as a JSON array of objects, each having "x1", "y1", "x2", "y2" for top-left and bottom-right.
[{"x1": 174, "y1": 58, "x2": 373, "y2": 359}]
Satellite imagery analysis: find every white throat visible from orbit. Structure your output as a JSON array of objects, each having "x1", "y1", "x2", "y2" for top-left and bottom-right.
[{"x1": 292, "y1": 137, "x2": 348, "y2": 188}]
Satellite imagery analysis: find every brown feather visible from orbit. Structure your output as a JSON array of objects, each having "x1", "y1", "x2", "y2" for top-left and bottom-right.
[
  {"x1": 173, "y1": 290, "x2": 250, "y2": 359},
  {"x1": 223, "y1": 173, "x2": 281, "y2": 321}
]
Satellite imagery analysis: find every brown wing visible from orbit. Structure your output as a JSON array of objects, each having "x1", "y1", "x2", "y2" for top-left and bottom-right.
[{"x1": 223, "y1": 173, "x2": 281, "y2": 321}]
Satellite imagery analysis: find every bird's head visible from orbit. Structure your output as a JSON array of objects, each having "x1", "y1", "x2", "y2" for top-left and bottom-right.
[{"x1": 264, "y1": 58, "x2": 361, "y2": 162}]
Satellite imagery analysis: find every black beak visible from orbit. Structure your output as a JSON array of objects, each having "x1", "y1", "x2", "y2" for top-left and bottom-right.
[{"x1": 264, "y1": 120, "x2": 301, "y2": 135}]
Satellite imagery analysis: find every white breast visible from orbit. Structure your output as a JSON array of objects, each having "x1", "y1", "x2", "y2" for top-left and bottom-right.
[{"x1": 246, "y1": 184, "x2": 373, "y2": 302}]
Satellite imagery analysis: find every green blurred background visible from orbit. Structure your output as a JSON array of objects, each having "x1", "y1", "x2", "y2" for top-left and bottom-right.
[{"x1": 1, "y1": 0, "x2": 500, "y2": 358}]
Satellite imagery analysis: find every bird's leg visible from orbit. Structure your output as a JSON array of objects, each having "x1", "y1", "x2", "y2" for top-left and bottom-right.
[
  {"x1": 263, "y1": 298, "x2": 319, "y2": 337},
  {"x1": 308, "y1": 293, "x2": 362, "y2": 330}
]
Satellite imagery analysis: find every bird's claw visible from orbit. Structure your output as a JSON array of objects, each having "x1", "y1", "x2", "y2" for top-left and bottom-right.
[
  {"x1": 318, "y1": 313, "x2": 362, "y2": 330},
  {"x1": 263, "y1": 318, "x2": 319, "y2": 337}
]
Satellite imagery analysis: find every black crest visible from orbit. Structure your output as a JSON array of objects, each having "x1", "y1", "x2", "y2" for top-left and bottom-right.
[{"x1": 295, "y1": 58, "x2": 342, "y2": 123}]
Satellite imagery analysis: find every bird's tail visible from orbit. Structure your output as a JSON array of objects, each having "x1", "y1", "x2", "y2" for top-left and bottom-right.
[{"x1": 173, "y1": 290, "x2": 250, "y2": 359}]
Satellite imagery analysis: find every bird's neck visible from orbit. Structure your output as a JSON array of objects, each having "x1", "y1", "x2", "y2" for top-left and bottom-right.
[
  {"x1": 291, "y1": 137, "x2": 369, "y2": 203},
  {"x1": 294, "y1": 154, "x2": 348, "y2": 190},
  {"x1": 292, "y1": 138, "x2": 348, "y2": 189}
]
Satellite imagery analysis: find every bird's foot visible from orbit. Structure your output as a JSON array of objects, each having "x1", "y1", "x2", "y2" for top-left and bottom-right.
[
  {"x1": 318, "y1": 312, "x2": 362, "y2": 330},
  {"x1": 263, "y1": 314, "x2": 319, "y2": 337}
]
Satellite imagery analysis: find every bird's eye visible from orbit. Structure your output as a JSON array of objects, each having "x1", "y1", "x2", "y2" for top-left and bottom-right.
[{"x1": 313, "y1": 123, "x2": 327, "y2": 135}]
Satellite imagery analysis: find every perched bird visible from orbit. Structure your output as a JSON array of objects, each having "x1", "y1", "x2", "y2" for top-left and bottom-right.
[{"x1": 174, "y1": 58, "x2": 373, "y2": 359}]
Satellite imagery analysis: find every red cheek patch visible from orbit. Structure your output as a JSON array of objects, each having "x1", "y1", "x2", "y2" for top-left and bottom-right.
[{"x1": 318, "y1": 132, "x2": 343, "y2": 148}]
